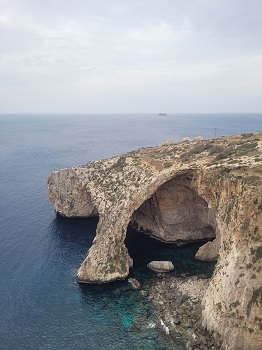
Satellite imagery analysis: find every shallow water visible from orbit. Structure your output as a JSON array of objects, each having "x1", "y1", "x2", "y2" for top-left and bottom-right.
[{"x1": 0, "y1": 113, "x2": 261, "y2": 349}]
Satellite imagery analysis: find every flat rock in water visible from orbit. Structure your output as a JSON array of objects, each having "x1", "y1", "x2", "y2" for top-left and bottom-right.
[
  {"x1": 128, "y1": 278, "x2": 141, "y2": 290},
  {"x1": 147, "y1": 261, "x2": 174, "y2": 273}
]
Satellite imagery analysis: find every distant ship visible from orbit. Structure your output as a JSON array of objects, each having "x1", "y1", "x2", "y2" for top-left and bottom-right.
[{"x1": 158, "y1": 113, "x2": 168, "y2": 116}]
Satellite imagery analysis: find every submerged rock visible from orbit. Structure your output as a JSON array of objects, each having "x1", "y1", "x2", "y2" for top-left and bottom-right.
[
  {"x1": 128, "y1": 278, "x2": 141, "y2": 290},
  {"x1": 147, "y1": 261, "x2": 175, "y2": 273}
]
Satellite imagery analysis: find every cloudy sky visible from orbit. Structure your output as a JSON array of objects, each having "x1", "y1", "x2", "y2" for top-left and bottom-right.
[{"x1": 0, "y1": 0, "x2": 261, "y2": 113}]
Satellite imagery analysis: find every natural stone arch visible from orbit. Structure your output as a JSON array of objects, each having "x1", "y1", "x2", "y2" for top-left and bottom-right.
[
  {"x1": 77, "y1": 169, "x2": 221, "y2": 283},
  {"x1": 48, "y1": 132, "x2": 262, "y2": 350},
  {"x1": 130, "y1": 173, "x2": 216, "y2": 244},
  {"x1": 121, "y1": 171, "x2": 220, "y2": 278},
  {"x1": 76, "y1": 170, "x2": 195, "y2": 283}
]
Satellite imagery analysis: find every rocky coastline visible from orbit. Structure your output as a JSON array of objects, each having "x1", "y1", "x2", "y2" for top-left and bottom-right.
[
  {"x1": 128, "y1": 274, "x2": 222, "y2": 350},
  {"x1": 48, "y1": 132, "x2": 262, "y2": 349}
]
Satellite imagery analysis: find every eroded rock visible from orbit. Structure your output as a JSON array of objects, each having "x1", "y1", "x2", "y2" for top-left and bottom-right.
[
  {"x1": 147, "y1": 261, "x2": 174, "y2": 273},
  {"x1": 47, "y1": 168, "x2": 97, "y2": 217},
  {"x1": 128, "y1": 278, "x2": 141, "y2": 290},
  {"x1": 131, "y1": 177, "x2": 216, "y2": 243},
  {"x1": 48, "y1": 132, "x2": 262, "y2": 350},
  {"x1": 195, "y1": 239, "x2": 218, "y2": 261}
]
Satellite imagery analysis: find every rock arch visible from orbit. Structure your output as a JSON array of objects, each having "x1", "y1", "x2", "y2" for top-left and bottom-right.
[
  {"x1": 130, "y1": 174, "x2": 216, "y2": 244},
  {"x1": 48, "y1": 132, "x2": 262, "y2": 350},
  {"x1": 75, "y1": 169, "x2": 221, "y2": 283}
]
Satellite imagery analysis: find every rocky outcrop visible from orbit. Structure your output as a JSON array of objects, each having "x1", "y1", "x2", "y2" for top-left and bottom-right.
[
  {"x1": 47, "y1": 168, "x2": 97, "y2": 217},
  {"x1": 147, "y1": 261, "x2": 174, "y2": 273},
  {"x1": 195, "y1": 239, "x2": 218, "y2": 261},
  {"x1": 144, "y1": 275, "x2": 222, "y2": 349},
  {"x1": 48, "y1": 132, "x2": 262, "y2": 350}
]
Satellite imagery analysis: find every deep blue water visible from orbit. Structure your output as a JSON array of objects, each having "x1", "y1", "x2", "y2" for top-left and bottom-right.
[{"x1": 0, "y1": 113, "x2": 261, "y2": 350}]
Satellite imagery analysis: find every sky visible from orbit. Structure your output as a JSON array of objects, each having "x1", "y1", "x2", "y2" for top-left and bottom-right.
[{"x1": 0, "y1": 0, "x2": 261, "y2": 113}]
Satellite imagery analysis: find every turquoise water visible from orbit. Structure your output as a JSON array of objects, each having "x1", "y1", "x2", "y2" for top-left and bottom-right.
[{"x1": 0, "y1": 113, "x2": 261, "y2": 349}]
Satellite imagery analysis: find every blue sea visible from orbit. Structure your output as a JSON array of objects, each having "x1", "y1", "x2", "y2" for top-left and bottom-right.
[{"x1": 0, "y1": 113, "x2": 261, "y2": 350}]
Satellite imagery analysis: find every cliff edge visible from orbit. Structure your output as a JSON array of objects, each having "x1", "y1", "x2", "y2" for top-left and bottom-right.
[{"x1": 48, "y1": 132, "x2": 262, "y2": 349}]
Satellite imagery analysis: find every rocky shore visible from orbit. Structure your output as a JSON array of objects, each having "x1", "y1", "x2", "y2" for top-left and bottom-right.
[{"x1": 129, "y1": 274, "x2": 223, "y2": 350}]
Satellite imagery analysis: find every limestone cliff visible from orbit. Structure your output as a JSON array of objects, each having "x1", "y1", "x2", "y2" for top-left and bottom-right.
[{"x1": 48, "y1": 132, "x2": 262, "y2": 350}]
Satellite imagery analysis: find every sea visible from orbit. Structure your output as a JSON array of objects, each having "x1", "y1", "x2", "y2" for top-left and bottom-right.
[{"x1": 0, "y1": 113, "x2": 261, "y2": 350}]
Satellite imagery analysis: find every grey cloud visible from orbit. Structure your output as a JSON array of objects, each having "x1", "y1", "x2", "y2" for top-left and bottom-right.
[{"x1": 0, "y1": 0, "x2": 261, "y2": 112}]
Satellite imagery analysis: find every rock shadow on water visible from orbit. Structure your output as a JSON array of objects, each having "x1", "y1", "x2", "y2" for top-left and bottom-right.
[
  {"x1": 125, "y1": 225, "x2": 216, "y2": 282},
  {"x1": 49, "y1": 214, "x2": 98, "y2": 258}
]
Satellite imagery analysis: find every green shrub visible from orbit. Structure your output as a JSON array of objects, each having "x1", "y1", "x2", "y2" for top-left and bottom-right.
[
  {"x1": 251, "y1": 246, "x2": 262, "y2": 263},
  {"x1": 216, "y1": 302, "x2": 222, "y2": 311},
  {"x1": 209, "y1": 145, "x2": 224, "y2": 155},
  {"x1": 243, "y1": 176, "x2": 260, "y2": 185},
  {"x1": 247, "y1": 287, "x2": 262, "y2": 315},
  {"x1": 215, "y1": 146, "x2": 235, "y2": 160},
  {"x1": 241, "y1": 133, "x2": 253, "y2": 139},
  {"x1": 237, "y1": 142, "x2": 258, "y2": 155},
  {"x1": 164, "y1": 162, "x2": 173, "y2": 168}
]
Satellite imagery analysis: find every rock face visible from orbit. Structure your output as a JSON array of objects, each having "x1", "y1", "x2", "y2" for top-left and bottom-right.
[
  {"x1": 47, "y1": 168, "x2": 97, "y2": 217},
  {"x1": 147, "y1": 260, "x2": 174, "y2": 273},
  {"x1": 131, "y1": 176, "x2": 216, "y2": 243},
  {"x1": 48, "y1": 132, "x2": 262, "y2": 350}
]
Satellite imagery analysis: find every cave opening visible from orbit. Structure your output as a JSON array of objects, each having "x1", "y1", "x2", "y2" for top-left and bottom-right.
[
  {"x1": 124, "y1": 174, "x2": 217, "y2": 281},
  {"x1": 125, "y1": 227, "x2": 216, "y2": 281}
]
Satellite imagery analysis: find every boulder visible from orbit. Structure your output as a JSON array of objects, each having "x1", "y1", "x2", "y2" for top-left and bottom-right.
[
  {"x1": 147, "y1": 261, "x2": 174, "y2": 273},
  {"x1": 128, "y1": 278, "x2": 141, "y2": 290},
  {"x1": 195, "y1": 239, "x2": 218, "y2": 261}
]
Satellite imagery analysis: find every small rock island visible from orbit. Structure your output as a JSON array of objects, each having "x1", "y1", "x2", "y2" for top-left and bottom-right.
[{"x1": 48, "y1": 132, "x2": 262, "y2": 350}]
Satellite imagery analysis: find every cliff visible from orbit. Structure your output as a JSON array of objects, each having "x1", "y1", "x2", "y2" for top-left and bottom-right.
[{"x1": 48, "y1": 132, "x2": 262, "y2": 350}]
